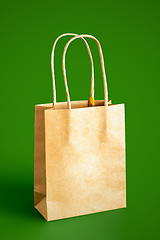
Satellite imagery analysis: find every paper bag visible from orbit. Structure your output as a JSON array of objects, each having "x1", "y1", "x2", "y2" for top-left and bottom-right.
[{"x1": 34, "y1": 33, "x2": 126, "y2": 221}]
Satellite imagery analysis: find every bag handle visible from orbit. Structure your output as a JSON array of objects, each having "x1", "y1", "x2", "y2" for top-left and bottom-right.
[
  {"x1": 51, "y1": 33, "x2": 94, "y2": 106},
  {"x1": 62, "y1": 34, "x2": 108, "y2": 109}
]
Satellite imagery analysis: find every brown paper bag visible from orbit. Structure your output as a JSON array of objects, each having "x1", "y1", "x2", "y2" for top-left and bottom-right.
[{"x1": 34, "y1": 33, "x2": 126, "y2": 221}]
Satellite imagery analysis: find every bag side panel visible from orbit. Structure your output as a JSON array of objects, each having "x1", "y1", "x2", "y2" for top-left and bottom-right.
[{"x1": 34, "y1": 105, "x2": 52, "y2": 219}]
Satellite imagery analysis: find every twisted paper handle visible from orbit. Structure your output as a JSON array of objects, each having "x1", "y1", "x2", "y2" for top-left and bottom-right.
[
  {"x1": 62, "y1": 34, "x2": 108, "y2": 109},
  {"x1": 51, "y1": 33, "x2": 94, "y2": 106}
]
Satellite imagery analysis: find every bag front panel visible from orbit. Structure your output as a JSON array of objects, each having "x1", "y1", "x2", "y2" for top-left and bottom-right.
[{"x1": 44, "y1": 104, "x2": 126, "y2": 221}]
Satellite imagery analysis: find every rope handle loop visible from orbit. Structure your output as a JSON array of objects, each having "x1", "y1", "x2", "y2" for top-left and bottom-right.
[
  {"x1": 62, "y1": 34, "x2": 108, "y2": 109},
  {"x1": 51, "y1": 33, "x2": 94, "y2": 106}
]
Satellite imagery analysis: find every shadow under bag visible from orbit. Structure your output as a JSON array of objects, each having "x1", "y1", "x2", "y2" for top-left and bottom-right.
[{"x1": 34, "y1": 33, "x2": 126, "y2": 221}]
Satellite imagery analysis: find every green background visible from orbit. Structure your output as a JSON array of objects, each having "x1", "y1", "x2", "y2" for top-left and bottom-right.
[{"x1": 0, "y1": 0, "x2": 160, "y2": 239}]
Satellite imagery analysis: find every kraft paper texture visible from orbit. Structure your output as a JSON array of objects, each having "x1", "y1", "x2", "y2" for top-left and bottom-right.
[{"x1": 34, "y1": 100, "x2": 126, "y2": 221}]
